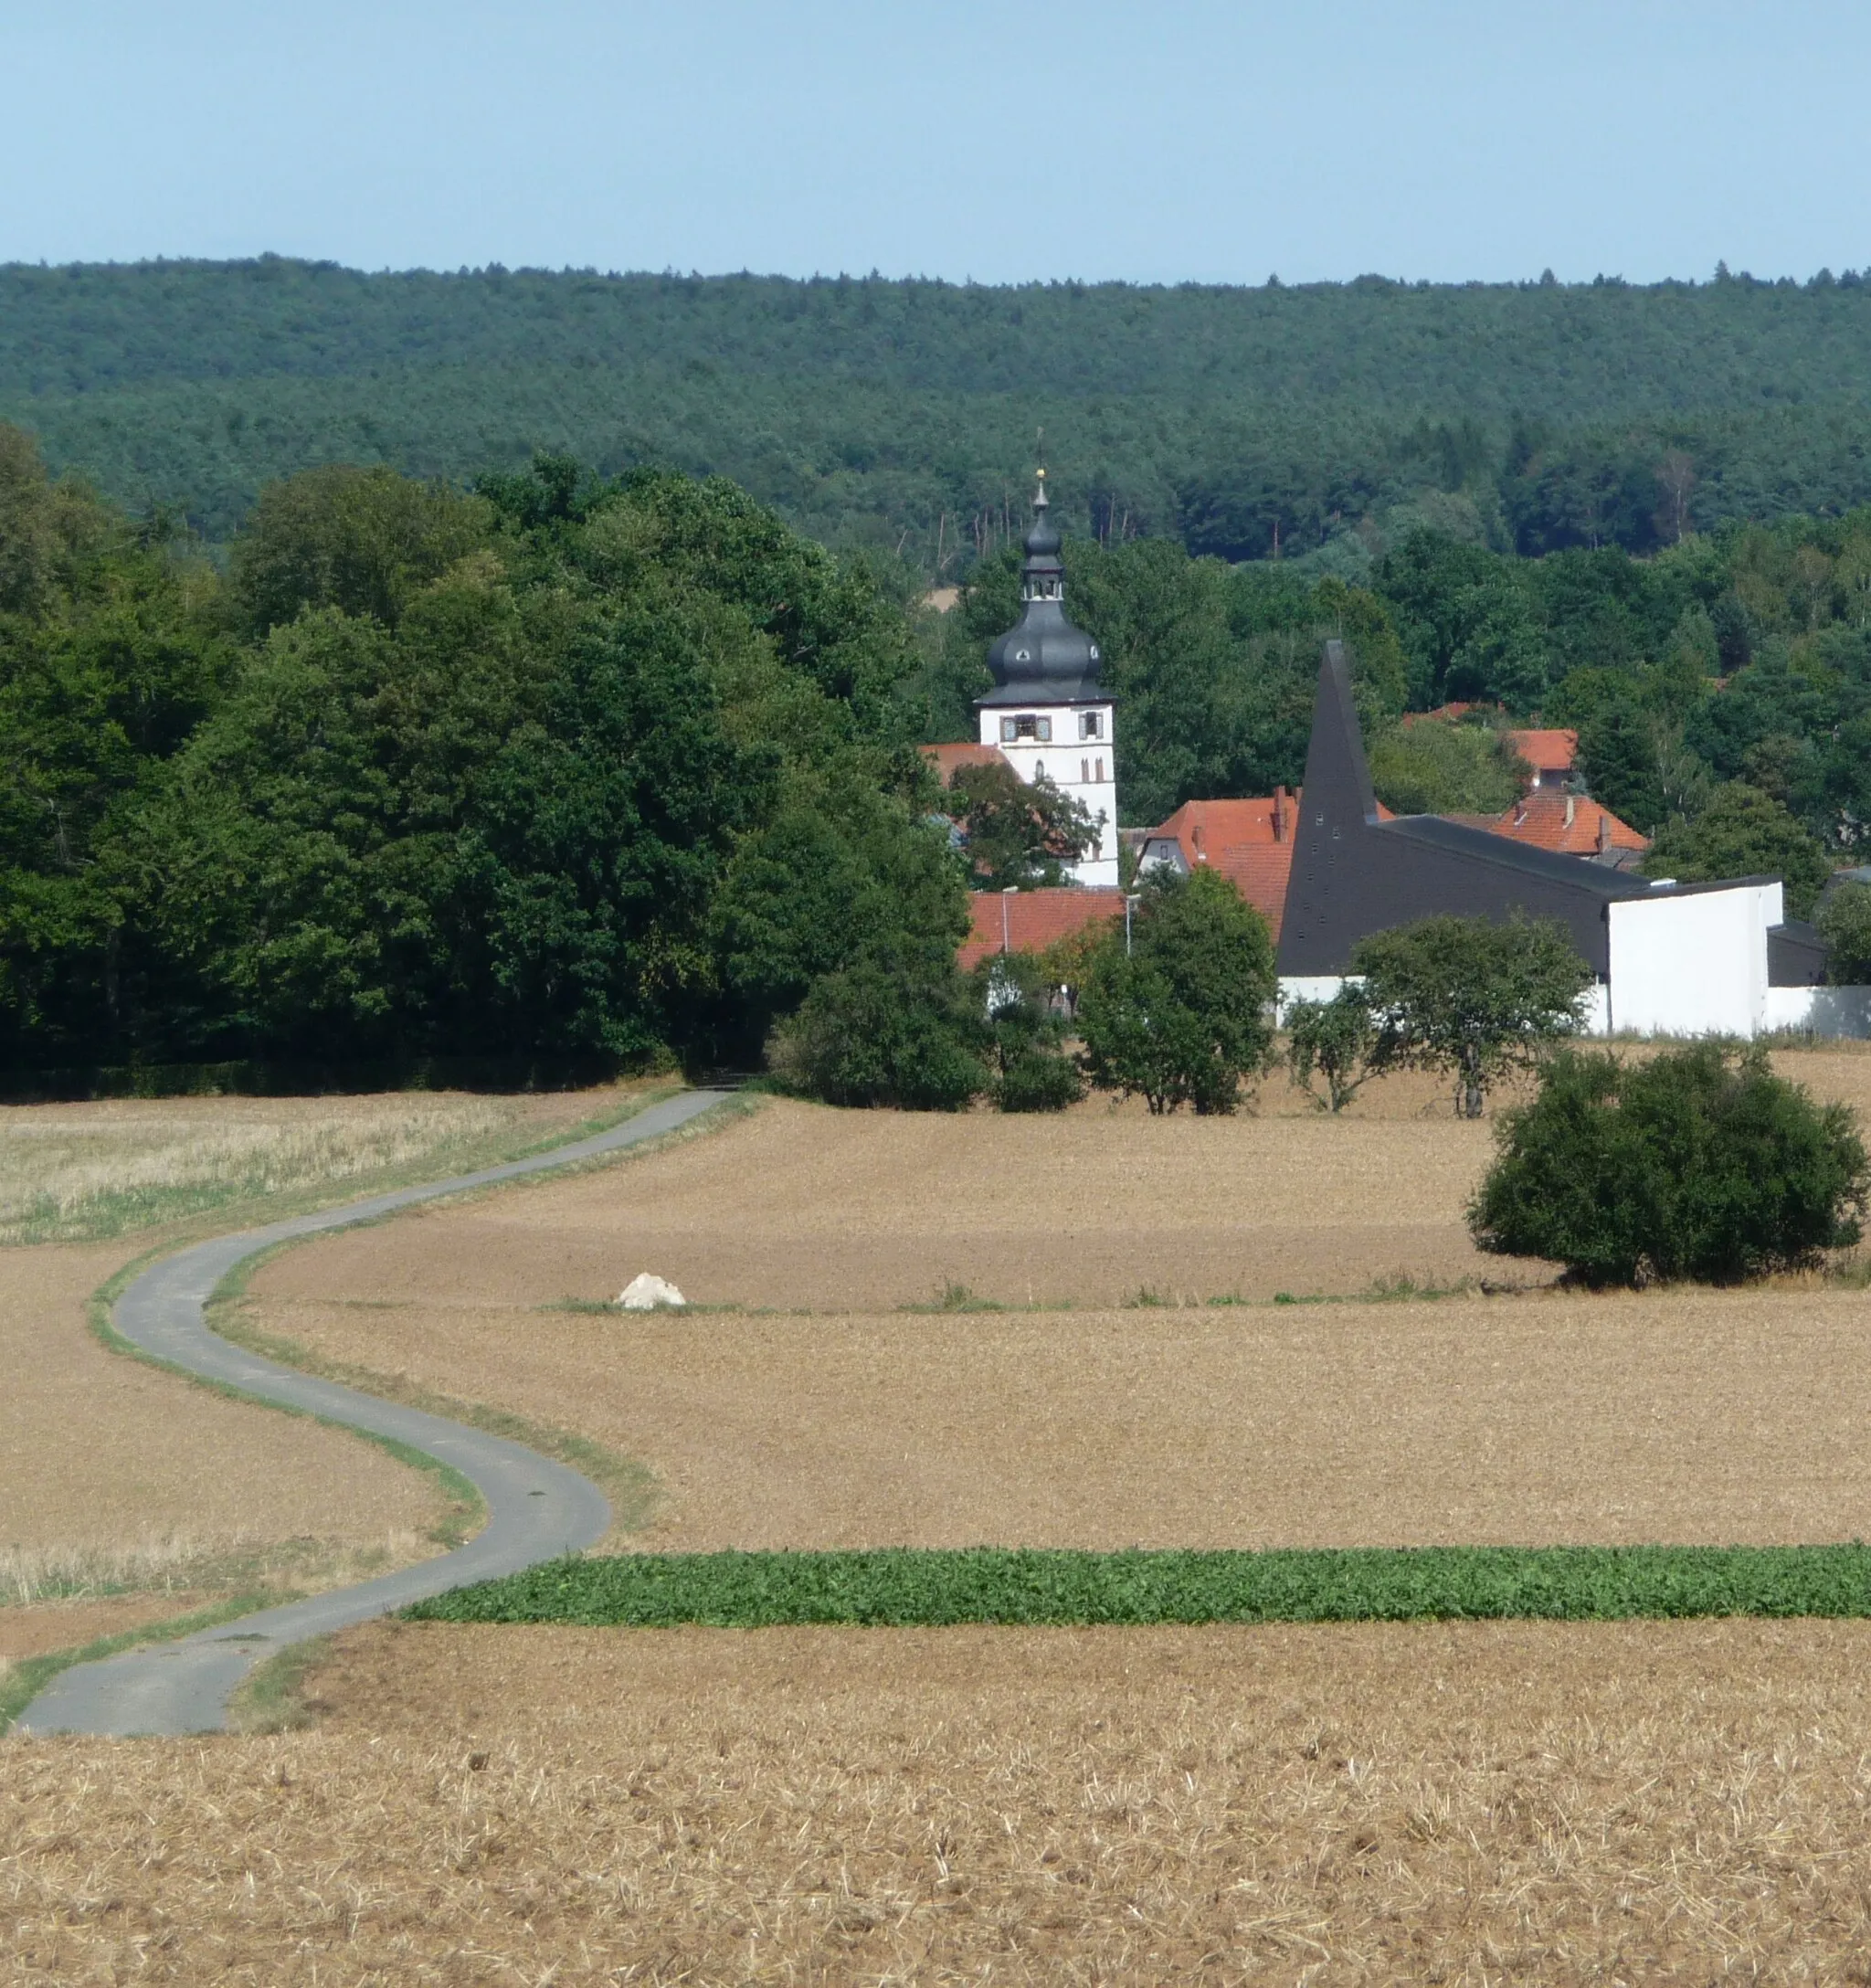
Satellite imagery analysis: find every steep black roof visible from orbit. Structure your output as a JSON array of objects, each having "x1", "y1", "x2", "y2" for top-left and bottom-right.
[
  {"x1": 978, "y1": 474, "x2": 1108, "y2": 709},
  {"x1": 1276, "y1": 642, "x2": 1653, "y2": 978}
]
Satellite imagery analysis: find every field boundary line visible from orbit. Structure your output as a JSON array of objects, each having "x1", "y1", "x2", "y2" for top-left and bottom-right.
[{"x1": 10, "y1": 1085, "x2": 740, "y2": 1738}]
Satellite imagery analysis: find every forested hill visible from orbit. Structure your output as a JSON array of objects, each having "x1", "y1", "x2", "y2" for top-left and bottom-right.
[{"x1": 6, "y1": 258, "x2": 1871, "y2": 559}]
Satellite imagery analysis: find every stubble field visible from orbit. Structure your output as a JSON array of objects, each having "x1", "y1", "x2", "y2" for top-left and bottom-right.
[
  {"x1": 13, "y1": 1616, "x2": 1871, "y2": 1983},
  {"x1": 0, "y1": 1083, "x2": 662, "y2": 1663},
  {"x1": 15, "y1": 1052, "x2": 1871, "y2": 1978},
  {"x1": 240, "y1": 1054, "x2": 1871, "y2": 1554}
]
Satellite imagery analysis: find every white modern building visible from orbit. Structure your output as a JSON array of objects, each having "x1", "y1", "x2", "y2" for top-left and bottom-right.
[
  {"x1": 1277, "y1": 641, "x2": 1871, "y2": 1038},
  {"x1": 974, "y1": 472, "x2": 1118, "y2": 887}
]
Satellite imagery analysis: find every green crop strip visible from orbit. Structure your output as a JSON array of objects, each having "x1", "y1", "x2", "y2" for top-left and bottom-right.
[{"x1": 406, "y1": 1543, "x2": 1871, "y2": 1629}]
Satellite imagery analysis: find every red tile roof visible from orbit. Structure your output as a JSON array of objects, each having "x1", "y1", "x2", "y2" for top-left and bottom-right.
[
  {"x1": 958, "y1": 888, "x2": 1126, "y2": 970},
  {"x1": 1207, "y1": 843, "x2": 1297, "y2": 938},
  {"x1": 922, "y1": 741, "x2": 1009, "y2": 783},
  {"x1": 1503, "y1": 727, "x2": 1578, "y2": 777},
  {"x1": 1152, "y1": 793, "x2": 1296, "y2": 851},
  {"x1": 1487, "y1": 790, "x2": 1647, "y2": 857}
]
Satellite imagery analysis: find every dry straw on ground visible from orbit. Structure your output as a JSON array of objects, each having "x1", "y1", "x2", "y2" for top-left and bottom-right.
[
  {"x1": 0, "y1": 1085, "x2": 625, "y2": 1244},
  {"x1": 253, "y1": 1088, "x2": 1515, "y2": 1315},
  {"x1": 254, "y1": 1051, "x2": 1871, "y2": 1316},
  {"x1": 247, "y1": 1281, "x2": 1871, "y2": 1554},
  {"x1": 0, "y1": 1239, "x2": 444, "y2": 1572},
  {"x1": 1, "y1": 1086, "x2": 650, "y2": 1619},
  {"x1": 12, "y1": 1616, "x2": 1871, "y2": 1983},
  {"x1": 243, "y1": 1049, "x2": 1871, "y2": 1553}
]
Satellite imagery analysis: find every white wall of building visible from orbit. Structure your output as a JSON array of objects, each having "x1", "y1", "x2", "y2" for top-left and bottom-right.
[
  {"x1": 1274, "y1": 975, "x2": 1348, "y2": 1020},
  {"x1": 1605, "y1": 882, "x2": 1781, "y2": 1037},
  {"x1": 1276, "y1": 975, "x2": 1612, "y2": 1033},
  {"x1": 1763, "y1": 985, "x2": 1871, "y2": 1037},
  {"x1": 979, "y1": 699, "x2": 1118, "y2": 887}
]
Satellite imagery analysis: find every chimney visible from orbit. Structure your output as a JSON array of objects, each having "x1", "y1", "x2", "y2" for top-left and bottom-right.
[
  {"x1": 1565, "y1": 795, "x2": 1576, "y2": 830},
  {"x1": 1274, "y1": 786, "x2": 1288, "y2": 841},
  {"x1": 1597, "y1": 808, "x2": 1612, "y2": 855}
]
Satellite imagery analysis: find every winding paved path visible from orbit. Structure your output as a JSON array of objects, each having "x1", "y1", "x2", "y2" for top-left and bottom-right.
[{"x1": 16, "y1": 1087, "x2": 731, "y2": 1738}]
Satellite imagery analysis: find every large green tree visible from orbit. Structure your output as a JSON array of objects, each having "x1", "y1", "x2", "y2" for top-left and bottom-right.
[
  {"x1": 1077, "y1": 867, "x2": 1276, "y2": 1114},
  {"x1": 1641, "y1": 782, "x2": 1832, "y2": 917},
  {"x1": 1352, "y1": 914, "x2": 1591, "y2": 1119}
]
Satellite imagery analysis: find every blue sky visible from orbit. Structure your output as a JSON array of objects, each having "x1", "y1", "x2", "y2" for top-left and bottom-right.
[{"x1": 2, "y1": 0, "x2": 1863, "y2": 285}]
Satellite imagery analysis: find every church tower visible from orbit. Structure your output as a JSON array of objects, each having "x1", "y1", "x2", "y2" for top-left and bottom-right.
[{"x1": 976, "y1": 471, "x2": 1118, "y2": 887}]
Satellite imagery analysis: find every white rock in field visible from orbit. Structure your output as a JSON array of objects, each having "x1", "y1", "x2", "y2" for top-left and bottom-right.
[{"x1": 617, "y1": 1273, "x2": 686, "y2": 1311}]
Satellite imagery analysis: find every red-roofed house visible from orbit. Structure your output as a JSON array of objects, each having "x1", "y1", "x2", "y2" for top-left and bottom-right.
[
  {"x1": 1134, "y1": 789, "x2": 1301, "y2": 937},
  {"x1": 921, "y1": 741, "x2": 1011, "y2": 783},
  {"x1": 1503, "y1": 728, "x2": 1578, "y2": 788},
  {"x1": 957, "y1": 888, "x2": 1126, "y2": 971},
  {"x1": 1485, "y1": 789, "x2": 1647, "y2": 862}
]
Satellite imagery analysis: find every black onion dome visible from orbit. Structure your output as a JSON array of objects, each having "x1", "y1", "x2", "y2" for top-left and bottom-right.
[{"x1": 978, "y1": 474, "x2": 1107, "y2": 707}]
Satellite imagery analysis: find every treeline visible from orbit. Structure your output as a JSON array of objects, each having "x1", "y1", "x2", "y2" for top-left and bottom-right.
[
  {"x1": 0, "y1": 435, "x2": 966, "y2": 1074},
  {"x1": 9, "y1": 428, "x2": 1871, "y2": 1076},
  {"x1": 928, "y1": 509, "x2": 1871, "y2": 875},
  {"x1": 9, "y1": 259, "x2": 1871, "y2": 559}
]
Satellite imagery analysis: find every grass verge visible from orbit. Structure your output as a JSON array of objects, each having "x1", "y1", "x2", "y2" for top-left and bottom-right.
[
  {"x1": 407, "y1": 1543, "x2": 1871, "y2": 1628},
  {"x1": 209, "y1": 1298, "x2": 658, "y2": 1540},
  {"x1": 227, "y1": 1635, "x2": 333, "y2": 1734},
  {"x1": 0, "y1": 1593, "x2": 275, "y2": 1731},
  {"x1": 89, "y1": 1262, "x2": 486, "y2": 1554}
]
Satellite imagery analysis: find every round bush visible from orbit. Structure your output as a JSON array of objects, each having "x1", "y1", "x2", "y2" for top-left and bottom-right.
[
  {"x1": 1469, "y1": 1043, "x2": 1868, "y2": 1286},
  {"x1": 995, "y1": 1048, "x2": 1083, "y2": 1113}
]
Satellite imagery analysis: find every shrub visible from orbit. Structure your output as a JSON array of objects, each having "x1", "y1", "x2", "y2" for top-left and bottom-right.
[
  {"x1": 1469, "y1": 1042, "x2": 1868, "y2": 1286},
  {"x1": 1077, "y1": 868, "x2": 1276, "y2": 1115},
  {"x1": 974, "y1": 954, "x2": 1083, "y2": 1112},
  {"x1": 1818, "y1": 880, "x2": 1871, "y2": 985},
  {"x1": 1368, "y1": 718, "x2": 1529, "y2": 818},
  {"x1": 766, "y1": 946, "x2": 985, "y2": 1110},
  {"x1": 1284, "y1": 983, "x2": 1377, "y2": 1112},
  {"x1": 1353, "y1": 913, "x2": 1591, "y2": 1118}
]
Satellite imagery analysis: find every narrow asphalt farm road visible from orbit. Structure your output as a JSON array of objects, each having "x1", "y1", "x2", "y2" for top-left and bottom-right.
[{"x1": 15, "y1": 1087, "x2": 733, "y2": 1739}]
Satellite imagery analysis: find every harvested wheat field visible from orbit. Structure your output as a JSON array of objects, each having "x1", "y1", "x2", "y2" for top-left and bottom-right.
[
  {"x1": 12, "y1": 1616, "x2": 1871, "y2": 1983},
  {"x1": 0, "y1": 1241, "x2": 441, "y2": 1590},
  {"x1": 253, "y1": 1088, "x2": 1522, "y2": 1316},
  {"x1": 0, "y1": 1085, "x2": 659, "y2": 1625},
  {"x1": 242, "y1": 1278, "x2": 1871, "y2": 1551},
  {"x1": 0, "y1": 1083, "x2": 642, "y2": 1245},
  {"x1": 239, "y1": 1048, "x2": 1871, "y2": 1553},
  {"x1": 253, "y1": 1050, "x2": 1871, "y2": 1317}
]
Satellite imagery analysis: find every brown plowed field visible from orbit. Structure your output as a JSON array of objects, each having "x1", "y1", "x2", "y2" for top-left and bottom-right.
[{"x1": 12, "y1": 1615, "x2": 1871, "y2": 1983}]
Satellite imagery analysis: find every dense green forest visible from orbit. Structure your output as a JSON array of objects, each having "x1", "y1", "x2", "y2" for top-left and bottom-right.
[
  {"x1": 0, "y1": 439, "x2": 967, "y2": 1074},
  {"x1": 8, "y1": 258, "x2": 1871, "y2": 563},
  {"x1": 8, "y1": 399, "x2": 1871, "y2": 1074}
]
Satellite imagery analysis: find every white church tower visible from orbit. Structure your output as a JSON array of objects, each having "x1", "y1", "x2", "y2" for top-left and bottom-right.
[{"x1": 976, "y1": 471, "x2": 1119, "y2": 887}]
